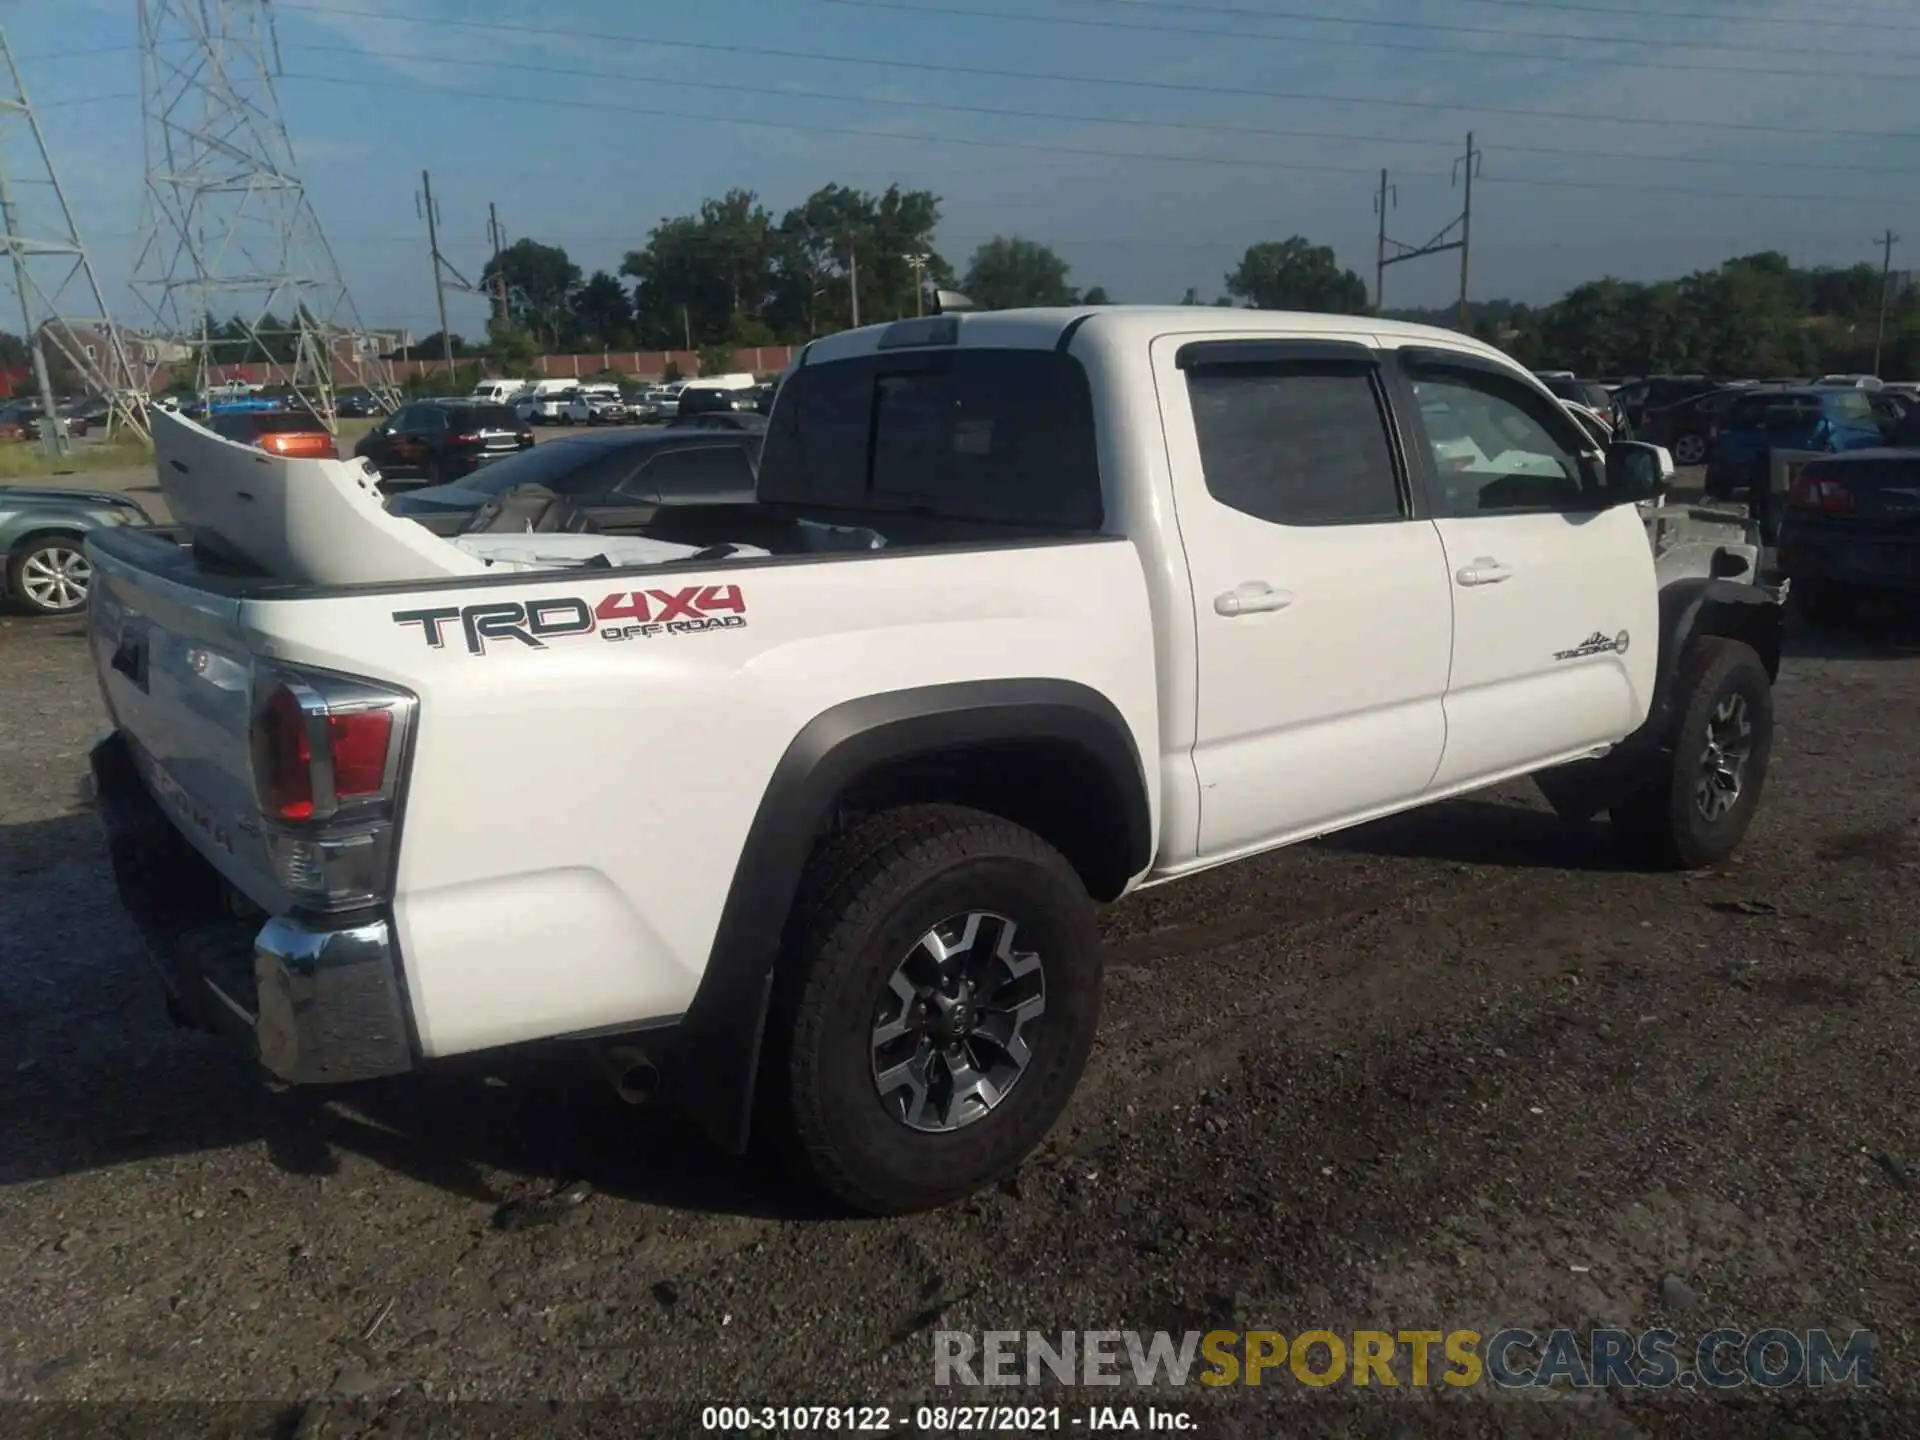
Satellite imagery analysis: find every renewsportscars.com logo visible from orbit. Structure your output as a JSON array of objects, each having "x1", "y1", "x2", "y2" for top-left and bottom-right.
[
  {"x1": 393, "y1": 585, "x2": 747, "y2": 656},
  {"x1": 933, "y1": 1327, "x2": 1876, "y2": 1392}
]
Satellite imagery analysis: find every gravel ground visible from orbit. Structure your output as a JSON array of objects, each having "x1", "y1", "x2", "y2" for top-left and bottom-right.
[{"x1": 1, "y1": 530, "x2": 1917, "y2": 1438}]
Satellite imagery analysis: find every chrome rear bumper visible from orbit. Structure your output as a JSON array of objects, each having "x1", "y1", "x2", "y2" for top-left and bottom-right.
[{"x1": 91, "y1": 731, "x2": 415, "y2": 1085}]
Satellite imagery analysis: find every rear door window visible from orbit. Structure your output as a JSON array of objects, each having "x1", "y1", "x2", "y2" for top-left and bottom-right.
[{"x1": 1183, "y1": 361, "x2": 1405, "y2": 525}]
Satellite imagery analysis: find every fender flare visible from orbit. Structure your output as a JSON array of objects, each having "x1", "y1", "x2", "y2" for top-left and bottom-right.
[
  {"x1": 672, "y1": 678, "x2": 1152, "y2": 1155},
  {"x1": 1629, "y1": 577, "x2": 1784, "y2": 760}
]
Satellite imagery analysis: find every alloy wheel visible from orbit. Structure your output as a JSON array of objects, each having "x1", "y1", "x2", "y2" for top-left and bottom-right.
[
  {"x1": 1696, "y1": 692, "x2": 1753, "y2": 822},
  {"x1": 869, "y1": 911, "x2": 1047, "y2": 1134},
  {"x1": 18, "y1": 545, "x2": 91, "y2": 612}
]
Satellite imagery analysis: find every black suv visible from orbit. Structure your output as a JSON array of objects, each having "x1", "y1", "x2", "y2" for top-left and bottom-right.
[{"x1": 353, "y1": 400, "x2": 532, "y2": 484}]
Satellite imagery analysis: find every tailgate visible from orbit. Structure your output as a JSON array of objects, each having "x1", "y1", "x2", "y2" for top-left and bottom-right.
[{"x1": 87, "y1": 541, "x2": 290, "y2": 913}]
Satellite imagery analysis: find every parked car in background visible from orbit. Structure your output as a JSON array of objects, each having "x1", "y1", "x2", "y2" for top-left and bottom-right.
[
  {"x1": 335, "y1": 391, "x2": 382, "y2": 418},
  {"x1": 1704, "y1": 386, "x2": 1888, "y2": 500},
  {"x1": 1815, "y1": 373, "x2": 1884, "y2": 391},
  {"x1": 384, "y1": 427, "x2": 760, "y2": 532},
  {"x1": 208, "y1": 409, "x2": 338, "y2": 459},
  {"x1": 675, "y1": 382, "x2": 755, "y2": 419},
  {"x1": 1613, "y1": 375, "x2": 1725, "y2": 430},
  {"x1": 0, "y1": 398, "x2": 89, "y2": 442},
  {"x1": 581, "y1": 386, "x2": 630, "y2": 425},
  {"x1": 352, "y1": 400, "x2": 532, "y2": 485},
  {"x1": 1777, "y1": 449, "x2": 1920, "y2": 625},
  {"x1": 666, "y1": 410, "x2": 770, "y2": 433},
  {"x1": 643, "y1": 387, "x2": 680, "y2": 419},
  {"x1": 530, "y1": 388, "x2": 592, "y2": 426},
  {"x1": 1, "y1": 485, "x2": 151, "y2": 615},
  {"x1": 469, "y1": 379, "x2": 531, "y2": 408},
  {"x1": 1536, "y1": 374, "x2": 1628, "y2": 435},
  {"x1": 1636, "y1": 385, "x2": 1753, "y2": 467},
  {"x1": 622, "y1": 393, "x2": 662, "y2": 424}
]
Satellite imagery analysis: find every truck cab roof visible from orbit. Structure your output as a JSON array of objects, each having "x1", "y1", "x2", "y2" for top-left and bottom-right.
[{"x1": 800, "y1": 305, "x2": 1513, "y2": 368}]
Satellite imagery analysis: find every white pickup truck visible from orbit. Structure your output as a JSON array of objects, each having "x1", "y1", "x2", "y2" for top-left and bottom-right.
[{"x1": 85, "y1": 307, "x2": 1786, "y2": 1214}]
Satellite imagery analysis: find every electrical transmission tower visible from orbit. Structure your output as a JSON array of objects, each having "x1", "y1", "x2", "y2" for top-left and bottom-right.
[
  {"x1": 0, "y1": 27, "x2": 148, "y2": 451},
  {"x1": 130, "y1": 0, "x2": 398, "y2": 427}
]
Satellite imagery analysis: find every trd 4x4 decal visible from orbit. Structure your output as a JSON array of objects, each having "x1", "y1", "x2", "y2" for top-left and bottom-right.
[{"x1": 394, "y1": 584, "x2": 747, "y2": 655}]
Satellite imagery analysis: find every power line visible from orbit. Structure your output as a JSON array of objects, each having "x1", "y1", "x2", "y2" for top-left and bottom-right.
[
  {"x1": 279, "y1": 69, "x2": 1915, "y2": 208},
  {"x1": 1060, "y1": 0, "x2": 1920, "y2": 54},
  {"x1": 814, "y1": 0, "x2": 1920, "y2": 83},
  {"x1": 270, "y1": 5, "x2": 1920, "y2": 141},
  {"x1": 1298, "y1": 0, "x2": 1920, "y2": 25},
  {"x1": 283, "y1": 41, "x2": 1920, "y2": 180}
]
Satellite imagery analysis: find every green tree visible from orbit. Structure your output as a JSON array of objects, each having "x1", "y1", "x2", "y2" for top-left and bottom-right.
[
  {"x1": 1081, "y1": 285, "x2": 1112, "y2": 304},
  {"x1": 485, "y1": 318, "x2": 537, "y2": 372},
  {"x1": 696, "y1": 343, "x2": 739, "y2": 377},
  {"x1": 570, "y1": 271, "x2": 634, "y2": 349},
  {"x1": 481, "y1": 239, "x2": 582, "y2": 349},
  {"x1": 1224, "y1": 238, "x2": 1369, "y2": 314},
  {"x1": 962, "y1": 236, "x2": 1076, "y2": 309}
]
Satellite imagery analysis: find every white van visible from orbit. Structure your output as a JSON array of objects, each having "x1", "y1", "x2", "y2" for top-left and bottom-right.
[{"x1": 468, "y1": 379, "x2": 531, "y2": 407}]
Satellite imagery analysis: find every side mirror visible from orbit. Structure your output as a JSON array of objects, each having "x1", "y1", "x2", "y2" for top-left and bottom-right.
[{"x1": 1605, "y1": 440, "x2": 1673, "y2": 503}]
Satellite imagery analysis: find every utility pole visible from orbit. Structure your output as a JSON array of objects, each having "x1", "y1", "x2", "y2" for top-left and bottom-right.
[
  {"x1": 1873, "y1": 229, "x2": 1901, "y2": 378},
  {"x1": 1456, "y1": 132, "x2": 1480, "y2": 332},
  {"x1": 419, "y1": 170, "x2": 453, "y2": 379},
  {"x1": 849, "y1": 241, "x2": 861, "y2": 329},
  {"x1": 1372, "y1": 168, "x2": 1395, "y2": 316},
  {"x1": 1376, "y1": 144, "x2": 1471, "y2": 327},
  {"x1": 488, "y1": 202, "x2": 507, "y2": 325},
  {"x1": 903, "y1": 252, "x2": 929, "y2": 317},
  {"x1": 681, "y1": 305, "x2": 691, "y2": 352}
]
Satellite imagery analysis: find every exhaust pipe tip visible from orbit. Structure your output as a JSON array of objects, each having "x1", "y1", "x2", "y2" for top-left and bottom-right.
[{"x1": 597, "y1": 1044, "x2": 659, "y2": 1105}]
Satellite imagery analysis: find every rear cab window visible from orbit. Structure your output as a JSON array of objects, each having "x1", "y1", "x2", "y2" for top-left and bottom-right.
[{"x1": 761, "y1": 348, "x2": 1102, "y2": 528}]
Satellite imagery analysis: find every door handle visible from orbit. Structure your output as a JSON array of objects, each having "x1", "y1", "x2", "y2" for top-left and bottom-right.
[
  {"x1": 1214, "y1": 582, "x2": 1294, "y2": 617},
  {"x1": 1455, "y1": 557, "x2": 1513, "y2": 587}
]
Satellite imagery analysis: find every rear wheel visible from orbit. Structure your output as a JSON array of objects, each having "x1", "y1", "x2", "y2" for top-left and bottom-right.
[
  {"x1": 1611, "y1": 638, "x2": 1773, "y2": 870},
  {"x1": 1671, "y1": 432, "x2": 1708, "y2": 466},
  {"x1": 8, "y1": 534, "x2": 92, "y2": 615},
  {"x1": 768, "y1": 805, "x2": 1103, "y2": 1215}
]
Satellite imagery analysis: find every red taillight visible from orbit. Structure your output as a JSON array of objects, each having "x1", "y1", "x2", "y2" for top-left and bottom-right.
[
  {"x1": 254, "y1": 687, "x2": 392, "y2": 819},
  {"x1": 328, "y1": 710, "x2": 393, "y2": 799},
  {"x1": 518, "y1": 430, "x2": 534, "y2": 444},
  {"x1": 1787, "y1": 470, "x2": 1855, "y2": 512},
  {"x1": 452, "y1": 432, "x2": 483, "y2": 445},
  {"x1": 257, "y1": 685, "x2": 315, "y2": 819}
]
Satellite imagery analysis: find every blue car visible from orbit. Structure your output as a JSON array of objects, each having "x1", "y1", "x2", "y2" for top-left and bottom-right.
[{"x1": 1703, "y1": 386, "x2": 1889, "y2": 500}]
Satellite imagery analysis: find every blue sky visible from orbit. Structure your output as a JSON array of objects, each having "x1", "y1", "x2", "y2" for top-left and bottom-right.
[{"x1": 11, "y1": 0, "x2": 1920, "y2": 339}]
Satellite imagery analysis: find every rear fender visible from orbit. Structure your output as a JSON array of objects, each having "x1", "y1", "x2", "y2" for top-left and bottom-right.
[{"x1": 673, "y1": 678, "x2": 1151, "y2": 1156}]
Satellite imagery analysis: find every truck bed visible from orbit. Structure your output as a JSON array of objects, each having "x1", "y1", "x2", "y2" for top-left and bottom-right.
[{"x1": 84, "y1": 514, "x2": 1161, "y2": 1062}]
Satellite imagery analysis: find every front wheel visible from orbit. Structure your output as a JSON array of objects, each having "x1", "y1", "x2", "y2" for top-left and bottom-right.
[
  {"x1": 1671, "y1": 432, "x2": 1708, "y2": 466},
  {"x1": 769, "y1": 805, "x2": 1103, "y2": 1215},
  {"x1": 8, "y1": 535, "x2": 92, "y2": 615},
  {"x1": 1611, "y1": 637, "x2": 1773, "y2": 870}
]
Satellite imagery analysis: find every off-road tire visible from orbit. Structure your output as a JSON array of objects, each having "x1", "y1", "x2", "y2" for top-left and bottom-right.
[
  {"x1": 1611, "y1": 637, "x2": 1773, "y2": 870},
  {"x1": 766, "y1": 804, "x2": 1102, "y2": 1215}
]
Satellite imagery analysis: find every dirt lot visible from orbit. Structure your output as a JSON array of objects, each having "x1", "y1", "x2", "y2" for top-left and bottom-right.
[{"x1": 1, "y1": 576, "x2": 1917, "y2": 1436}]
